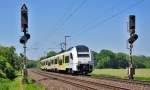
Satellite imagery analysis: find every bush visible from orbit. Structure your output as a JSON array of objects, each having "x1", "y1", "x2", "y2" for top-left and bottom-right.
[
  {"x1": 4, "y1": 67, "x2": 16, "y2": 80},
  {"x1": 0, "y1": 69, "x2": 6, "y2": 78},
  {"x1": 0, "y1": 56, "x2": 7, "y2": 71}
]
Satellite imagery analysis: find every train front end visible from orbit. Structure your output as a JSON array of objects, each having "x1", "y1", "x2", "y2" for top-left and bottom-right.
[{"x1": 73, "y1": 45, "x2": 94, "y2": 74}]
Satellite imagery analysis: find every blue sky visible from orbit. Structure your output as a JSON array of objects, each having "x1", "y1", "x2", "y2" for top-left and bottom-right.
[{"x1": 0, "y1": 0, "x2": 149, "y2": 60}]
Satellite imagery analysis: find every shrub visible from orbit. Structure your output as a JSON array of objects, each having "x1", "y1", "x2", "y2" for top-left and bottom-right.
[
  {"x1": 0, "y1": 69, "x2": 6, "y2": 78},
  {"x1": 4, "y1": 67, "x2": 16, "y2": 80}
]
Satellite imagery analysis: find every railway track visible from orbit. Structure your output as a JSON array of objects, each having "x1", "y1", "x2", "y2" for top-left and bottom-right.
[
  {"x1": 29, "y1": 69, "x2": 137, "y2": 90},
  {"x1": 86, "y1": 76, "x2": 150, "y2": 87},
  {"x1": 40, "y1": 70, "x2": 150, "y2": 90}
]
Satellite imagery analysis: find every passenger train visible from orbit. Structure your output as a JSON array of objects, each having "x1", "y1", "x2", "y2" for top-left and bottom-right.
[{"x1": 40, "y1": 45, "x2": 94, "y2": 74}]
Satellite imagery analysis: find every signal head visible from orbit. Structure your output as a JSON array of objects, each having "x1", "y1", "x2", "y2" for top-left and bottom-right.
[
  {"x1": 25, "y1": 33, "x2": 30, "y2": 40},
  {"x1": 21, "y1": 4, "x2": 28, "y2": 31},
  {"x1": 128, "y1": 34, "x2": 138, "y2": 44},
  {"x1": 129, "y1": 15, "x2": 135, "y2": 34},
  {"x1": 20, "y1": 36, "x2": 27, "y2": 44}
]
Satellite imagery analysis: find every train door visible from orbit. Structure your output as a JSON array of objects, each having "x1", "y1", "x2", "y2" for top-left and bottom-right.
[
  {"x1": 50, "y1": 59, "x2": 52, "y2": 71},
  {"x1": 69, "y1": 53, "x2": 73, "y2": 72},
  {"x1": 56, "y1": 57, "x2": 59, "y2": 71},
  {"x1": 62, "y1": 55, "x2": 65, "y2": 70},
  {"x1": 64, "y1": 55, "x2": 69, "y2": 69},
  {"x1": 59, "y1": 56, "x2": 63, "y2": 71}
]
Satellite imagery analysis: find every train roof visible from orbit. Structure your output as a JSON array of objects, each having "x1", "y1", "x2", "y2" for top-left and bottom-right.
[
  {"x1": 40, "y1": 45, "x2": 89, "y2": 61},
  {"x1": 58, "y1": 45, "x2": 88, "y2": 53}
]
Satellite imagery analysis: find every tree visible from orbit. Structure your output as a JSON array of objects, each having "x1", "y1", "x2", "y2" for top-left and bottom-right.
[
  {"x1": 91, "y1": 51, "x2": 98, "y2": 66},
  {"x1": 46, "y1": 51, "x2": 56, "y2": 58},
  {"x1": 26, "y1": 60, "x2": 38, "y2": 68},
  {"x1": 0, "y1": 45, "x2": 20, "y2": 80},
  {"x1": 0, "y1": 56, "x2": 7, "y2": 71},
  {"x1": 96, "y1": 49, "x2": 116, "y2": 68},
  {"x1": 132, "y1": 55, "x2": 146, "y2": 68},
  {"x1": 115, "y1": 52, "x2": 128, "y2": 68}
]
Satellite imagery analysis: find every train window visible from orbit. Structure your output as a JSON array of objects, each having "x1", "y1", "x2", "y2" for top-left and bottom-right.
[
  {"x1": 59, "y1": 59, "x2": 62, "y2": 65},
  {"x1": 77, "y1": 54, "x2": 89, "y2": 57},
  {"x1": 76, "y1": 45, "x2": 89, "y2": 52},
  {"x1": 50, "y1": 61, "x2": 51, "y2": 65},
  {"x1": 60, "y1": 59, "x2": 62, "y2": 65},
  {"x1": 57, "y1": 58, "x2": 59, "y2": 64},
  {"x1": 70, "y1": 53, "x2": 73, "y2": 59},
  {"x1": 52, "y1": 60, "x2": 53, "y2": 64},
  {"x1": 65, "y1": 56, "x2": 69, "y2": 63},
  {"x1": 48, "y1": 62, "x2": 50, "y2": 66},
  {"x1": 55, "y1": 59, "x2": 57, "y2": 64},
  {"x1": 62, "y1": 55, "x2": 64, "y2": 63}
]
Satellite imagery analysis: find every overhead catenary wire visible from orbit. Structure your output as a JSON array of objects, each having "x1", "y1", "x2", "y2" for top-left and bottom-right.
[
  {"x1": 40, "y1": 0, "x2": 144, "y2": 56},
  {"x1": 48, "y1": 0, "x2": 88, "y2": 39},
  {"x1": 58, "y1": 0, "x2": 88, "y2": 28},
  {"x1": 45, "y1": 0, "x2": 88, "y2": 51},
  {"x1": 72, "y1": 0, "x2": 144, "y2": 37},
  {"x1": 37, "y1": 0, "x2": 79, "y2": 52},
  {"x1": 70, "y1": 0, "x2": 122, "y2": 36},
  {"x1": 55, "y1": 0, "x2": 78, "y2": 30}
]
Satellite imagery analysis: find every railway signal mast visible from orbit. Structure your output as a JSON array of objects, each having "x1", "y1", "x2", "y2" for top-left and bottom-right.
[
  {"x1": 20, "y1": 4, "x2": 30, "y2": 83},
  {"x1": 127, "y1": 15, "x2": 138, "y2": 79},
  {"x1": 59, "y1": 36, "x2": 71, "y2": 52},
  {"x1": 65, "y1": 35, "x2": 71, "y2": 51},
  {"x1": 60, "y1": 42, "x2": 65, "y2": 51}
]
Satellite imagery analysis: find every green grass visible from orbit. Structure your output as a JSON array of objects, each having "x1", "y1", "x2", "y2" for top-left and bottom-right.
[
  {"x1": 90, "y1": 69, "x2": 150, "y2": 81},
  {"x1": 0, "y1": 75, "x2": 45, "y2": 90},
  {"x1": 24, "y1": 79, "x2": 45, "y2": 90},
  {"x1": 0, "y1": 76, "x2": 21, "y2": 90}
]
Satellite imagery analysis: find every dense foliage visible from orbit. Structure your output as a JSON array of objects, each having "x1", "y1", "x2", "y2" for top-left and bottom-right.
[
  {"x1": 39, "y1": 49, "x2": 150, "y2": 69},
  {"x1": 39, "y1": 51, "x2": 57, "y2": 60},
  {"x1": 26, "y1": 60, "x2": 38, "y2": 68},
  {"x1": 0, "y1": 45, "x2": 21, "y2": 80},
  {"x1": 93, "y1": 49, "x2": 150, "y2": 69}
]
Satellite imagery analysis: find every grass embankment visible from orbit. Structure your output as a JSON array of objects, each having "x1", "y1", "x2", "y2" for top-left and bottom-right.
[
  {"x1": 24, "y1": 79, "x2": 45, "y2": 90},
  {"x1": 0, "y1": 76, "x2": 21, "y2": 90},
  {"x1": 90, "y1": 69, "x2": 150, "y2": 81},
  {"x1": 0, "y1": 75, "x2": 44, "y2": 90}
]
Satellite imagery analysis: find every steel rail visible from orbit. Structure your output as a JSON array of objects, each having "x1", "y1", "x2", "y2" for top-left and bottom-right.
[{"x1": 30, "y1": 69, "x2": 129, "y2": 90}]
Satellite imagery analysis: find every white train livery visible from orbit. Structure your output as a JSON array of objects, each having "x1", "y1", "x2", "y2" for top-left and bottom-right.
[{"x1": 40, "y1": 45, "x2": 94, "y2": 74}]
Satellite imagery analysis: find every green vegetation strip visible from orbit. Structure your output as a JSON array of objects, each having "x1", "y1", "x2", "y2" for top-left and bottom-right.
[
  {"x1": 90, "y1": 69, "x2": 150, "y2": 81},
  {"x1": 0, "y1": 77, "x2": 21, "y2": 90},
  {"x1": 0, "y1": 76, "x2": 45, "y2": 90},
  {"x1": 24, "y1": 79, "x2": 45, "y2": 90}
]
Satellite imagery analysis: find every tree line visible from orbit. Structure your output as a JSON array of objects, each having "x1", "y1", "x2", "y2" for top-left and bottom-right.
[
  {"x1": 93, "y1": 49, "x2": 150, "y2": 69},
  {"x1": 40, "y1": 49, "x2": 150, "y2": 69}
]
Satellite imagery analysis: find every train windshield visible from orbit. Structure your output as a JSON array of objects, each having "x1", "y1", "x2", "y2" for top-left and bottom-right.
[
  {"x1": 76, "y1": 45, "x2": 89, "y2": 58},
  {"x1": 76, "y1": 45, "x2": 89, "y2": 52}
]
